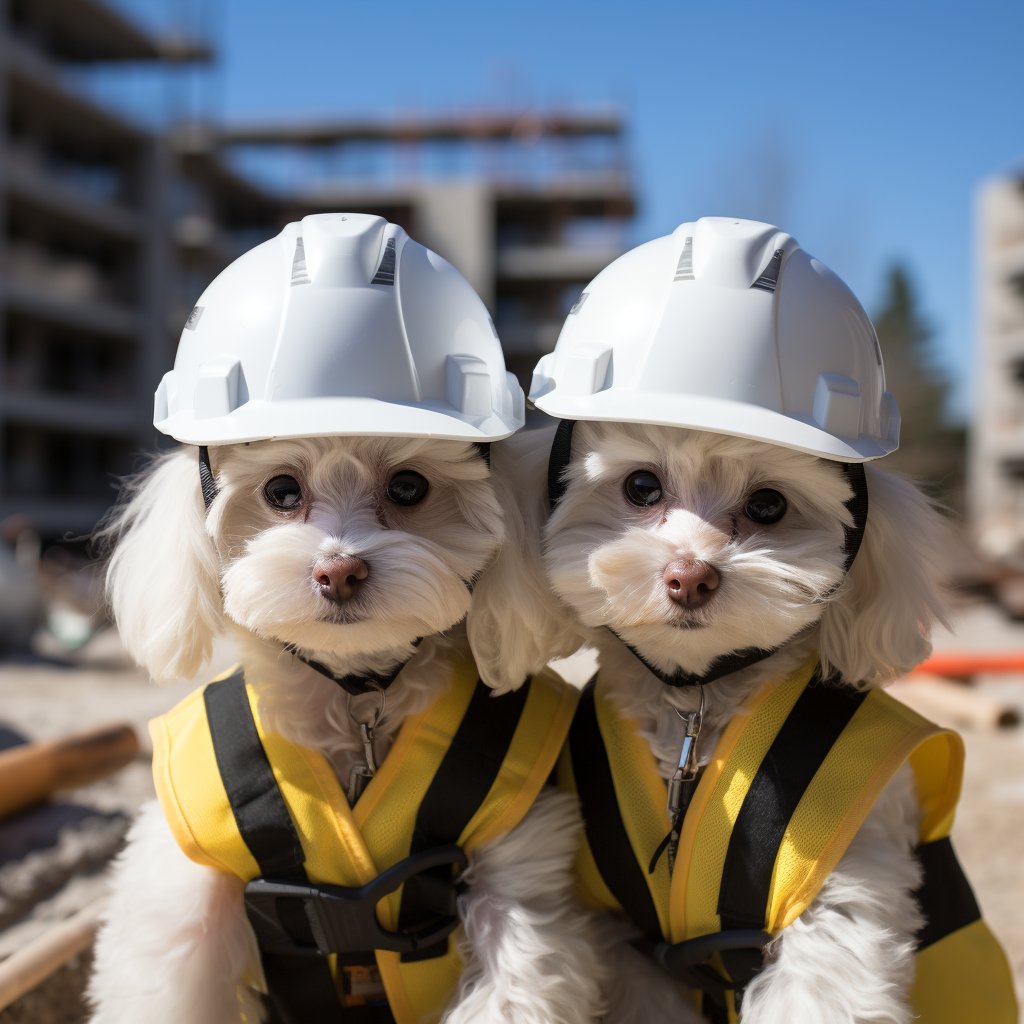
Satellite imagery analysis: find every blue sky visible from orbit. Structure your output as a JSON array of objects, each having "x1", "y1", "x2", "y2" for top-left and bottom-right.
[{"x1": 117, "y1": 0, "x2": 1024, "y2": 420}]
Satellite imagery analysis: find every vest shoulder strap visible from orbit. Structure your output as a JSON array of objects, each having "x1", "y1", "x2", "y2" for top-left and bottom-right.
[
  {"x1": 150, "y1": 666, "x2": 262, "y2": 878},
  {"x1": 559, "y1": 675, "x2": 668, "y2": 938}
]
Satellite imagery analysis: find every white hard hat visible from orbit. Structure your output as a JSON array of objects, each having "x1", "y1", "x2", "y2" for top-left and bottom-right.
[
  {"x1": 531, "y1": 217, "x2": 899, "y2": 462},
  {"x1": 156, "y1": 212, "x2": 525, "y2": 445}
]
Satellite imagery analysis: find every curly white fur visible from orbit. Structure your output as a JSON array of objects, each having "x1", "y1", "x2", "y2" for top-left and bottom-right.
[
  {"x1": 89, "y1": 435, "x2": 605, "y2": 1024},
  {"x1": 473, "y1": 419, "x2": 952, "y2": 1024}
]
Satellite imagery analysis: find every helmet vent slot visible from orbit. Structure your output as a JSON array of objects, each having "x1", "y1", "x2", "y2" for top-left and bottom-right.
[
  {"x1": 290, "y1": 238, "x2": 310, "y2": 286},
  {"x1": 674, "y1": 236, "x2": 695, "y2": 281},
  {"x1": 371, "y1": 237, "x2": 397, "y2": 286},
  {"x1": 751, "y1": 248, "x2": 784, "y2": 292}
]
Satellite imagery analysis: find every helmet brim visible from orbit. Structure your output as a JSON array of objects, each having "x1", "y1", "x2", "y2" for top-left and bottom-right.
[
  {"x1": 157, "y1": 397, "x2": 523, "y2": 446},
  {"x1": 531, "y1": 389, "x2": 896, "y2": 463}
]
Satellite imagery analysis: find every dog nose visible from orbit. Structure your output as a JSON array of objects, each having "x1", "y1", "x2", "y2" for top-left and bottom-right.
[
  {"x1": 313, "y1": 555, "x2": 369, "y2": 603},
  {"x1": 663, "y1": 559, "x2": 719, "y2": 608}
]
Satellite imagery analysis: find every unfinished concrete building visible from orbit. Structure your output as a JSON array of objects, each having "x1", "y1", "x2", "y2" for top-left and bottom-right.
[
  {"x1": 170, "y1": 111, "x2": 636, "y2": 383},
  {"x1": 970, "y1": 173, "x2": 1024, "y2": 567},
  {"x1": 0, "y1": 0, "x2": 206, "y2": 536},
  {"x1": 0, "y1": 1, "x2": 635, "y2": 541}
]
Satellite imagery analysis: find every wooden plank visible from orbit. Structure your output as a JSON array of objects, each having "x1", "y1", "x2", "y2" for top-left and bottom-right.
[
  {"x1": 0, "y1": 900, "x2": 104, "y2": 1011},
  {"x1": 0, "y1": 724, "x2": 138, "y2": 819}
]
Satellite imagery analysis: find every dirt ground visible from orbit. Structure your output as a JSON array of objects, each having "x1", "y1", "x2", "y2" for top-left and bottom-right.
[{"x1": 0, "y1": 600, "x2": 1022, "y2": 1020}]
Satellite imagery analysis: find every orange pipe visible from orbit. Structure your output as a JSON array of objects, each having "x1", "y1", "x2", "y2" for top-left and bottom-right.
[{"x1": 911, "y1": 653, "x2": 1024, "y2": 678}]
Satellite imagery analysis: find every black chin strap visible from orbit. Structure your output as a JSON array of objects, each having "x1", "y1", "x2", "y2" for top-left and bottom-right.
[
  {"x1": 839, "y1": 461, "x2": 869, "y2": 573},
  {"x1": 474, "y1": 441, "x2": 491, "y2": 467},
  {"x1": 547, "y1": 419, "x2": 576, "y2": 514},
  {"x1": 286, "y1": 637, "x2": 423, "y2": 697},
  {"x1": 546, "y1": 419, "x2": 870, "y2": 688},
  {"x1": 198, "y1": 445, "x2": 218, "y2": 512}
]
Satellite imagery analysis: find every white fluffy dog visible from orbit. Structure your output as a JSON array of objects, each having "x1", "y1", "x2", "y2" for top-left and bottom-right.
[
  {"x1": 472, "y1": 419, "x2": 951, "y2": 1024},
  {"x1": 88, "y1": 435, "x2": 604, "y2": 1024}
]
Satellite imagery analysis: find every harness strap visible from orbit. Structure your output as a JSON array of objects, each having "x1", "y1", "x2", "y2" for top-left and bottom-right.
[
  {"x1": 566, "y1": 666, "x2": 1016, "y2": 1023},
  {"x1": 202, "y1": 669, "x2": 541, "y2": 1019},
  {"x1": 205, "y1": 672, "x2": 346, "y2": 1022}
]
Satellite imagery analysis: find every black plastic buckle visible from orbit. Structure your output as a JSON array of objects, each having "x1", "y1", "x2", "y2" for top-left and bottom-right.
[
  {"x1": 245, "y1": 844, "x2": 468, "y2": 958},
  {"x1": 647, "y1": 929, "x2": 770, "y2": 996}
]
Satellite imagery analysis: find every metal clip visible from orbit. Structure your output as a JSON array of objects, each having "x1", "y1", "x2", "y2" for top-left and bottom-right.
[
  {"x1": 661, "y1": 686, "x2": 705, "y2": 873},
  {"x1": 667, "y1": 686, "x2": 704, "y2": 818},
  {"x1": 347, "y1": 686, "x2": 386, "y2": 804}
]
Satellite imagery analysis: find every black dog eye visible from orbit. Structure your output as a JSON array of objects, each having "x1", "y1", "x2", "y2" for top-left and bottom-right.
[
  {"x1": 264, "y1": 475, "x2": 302, "y2": 510},
  {"x1": 744, "y1": 488, "x2": 788, "y2": 525},
  {"x1": 387, "y1": 470, "x2": 429, "y2": 507},
  {"x1": 624, "y1": 470, "x2": 663, "y2": 507}
]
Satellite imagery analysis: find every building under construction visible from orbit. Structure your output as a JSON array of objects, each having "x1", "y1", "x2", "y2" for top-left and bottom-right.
[
  {"x1": 0, "y1": 0, "x2": 207, "y2": 537},
  {"x1": 970, "y1": 173, "x2": 1024, "y2": 569},
  {"x1": 0, "y1": 0, "x2": 635, "y2": 541},
  {"x1": 172, "y1": 110, "x2": 636, "y2": 383}
]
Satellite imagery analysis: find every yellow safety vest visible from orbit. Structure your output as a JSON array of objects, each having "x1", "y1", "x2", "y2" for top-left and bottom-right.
[
  {"x1": 559, "y1": 659, "x2": 1017, "y2": 1024},
  {"x1": 150, "y1": 656, "x2": 578, "y2": 1024}
]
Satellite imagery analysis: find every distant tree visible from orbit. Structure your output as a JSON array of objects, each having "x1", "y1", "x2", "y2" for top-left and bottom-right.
[{"x1": 872, "y1": 264, "x2": 965, "y2": 509}]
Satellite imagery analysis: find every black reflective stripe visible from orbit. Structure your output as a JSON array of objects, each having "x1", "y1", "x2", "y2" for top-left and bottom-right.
[
  {"x1": 716, "y1": 675, "x2": 868, "y2": 985},
  {"x1": 914, "y1": 837, "x2": 981, "y2": 950},
  {"x1": 204, "y1": 672, "x2": 306, "y2": 878},
  {"x1": 204, "y1": 672, "x2": 344, "y2": 1018},
  {"x1": 397, "y1": 678, "x2": 531, "y2": 962},
  {"x1": 570, "y1": 681, "x2": 663, "y2": 943}
]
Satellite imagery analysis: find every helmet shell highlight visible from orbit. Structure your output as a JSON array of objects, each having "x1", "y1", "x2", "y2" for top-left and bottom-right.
[
  {"x1": 156, "y1": 213, "x2": 525, "y2": 445},
  {"x1": 531, "y1": 217, "x2": 899, "y2": 462}
]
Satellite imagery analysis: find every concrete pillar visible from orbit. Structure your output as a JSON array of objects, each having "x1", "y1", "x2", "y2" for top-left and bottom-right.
[
  {"x1": 0, "y1": 0, "x2": 11, "y2": 500},
  {"x1": 136, "y1": 133, "x2": 171, "y2": 451},
  {"x1": 413, "y1": 181, "x2": 495, "y2": 309},
  {"x1": 970, "y1": 177, "x2": 1024, "y2": 559}
]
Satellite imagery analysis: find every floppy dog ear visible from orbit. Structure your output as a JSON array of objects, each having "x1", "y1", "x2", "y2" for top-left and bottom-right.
[
  {"x1": 817, "y1": 464, "x2": 951, "y2": 685},
  {"x1": 100, "y1": 448, "x2": 223, "y2": 684},
  {"x1": 468, "y1": 426, "x2": 583, "y2": 694}
]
